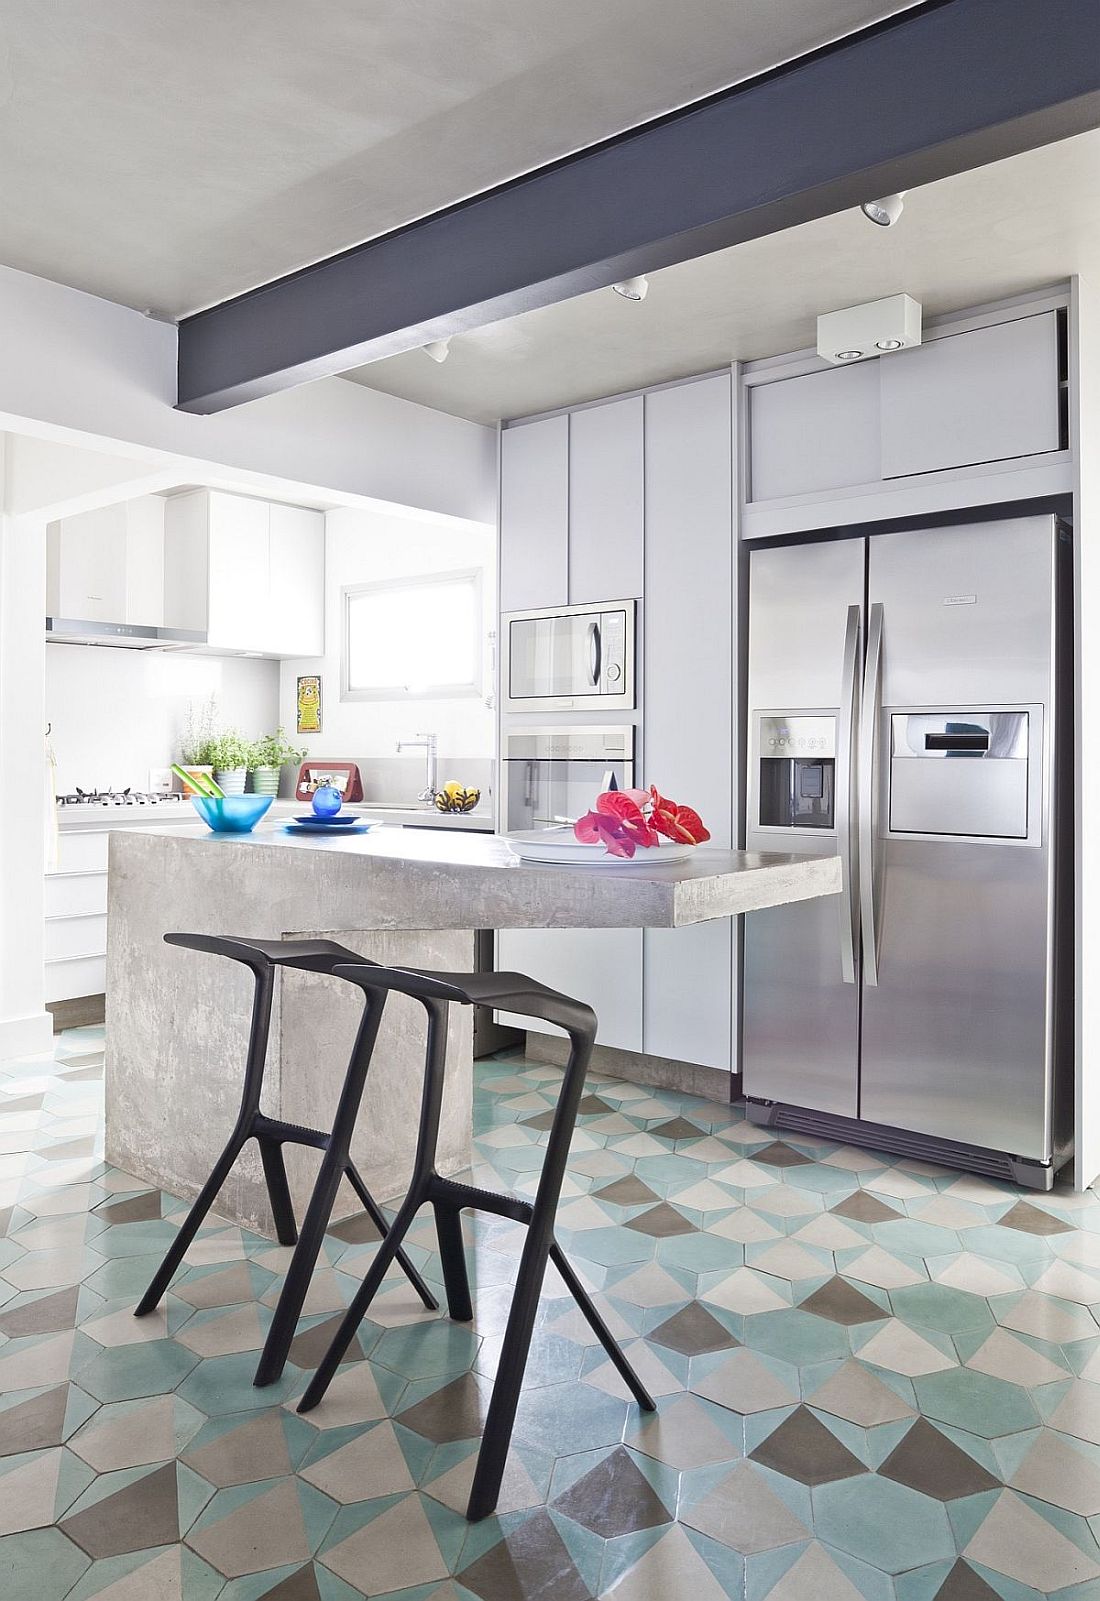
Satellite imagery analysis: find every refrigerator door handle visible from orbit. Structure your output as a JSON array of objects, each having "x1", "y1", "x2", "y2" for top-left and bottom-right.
[
  {"x1": 836, "y1": 603, "x2": 862, "y2": 983},
  {"x1": 859, "y1": 601, "x2": 884, "y2": 985}
]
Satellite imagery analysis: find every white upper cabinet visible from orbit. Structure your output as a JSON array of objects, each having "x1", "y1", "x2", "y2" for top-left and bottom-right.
[
  {"x1": 47, "y1": 497, "x2": 165, "y2": 624},
  {"x1": 749, "y1": 361, "x2": 881, "y2": 502},
  {"x1": 568, "y1": 396, "x2": 644, "y2": 603},
  {"x1": 880, "y1": 311, "x2": 1062, "y2": 479},
  {"x1": 164, "y1": 490, "x2": 325, "y2": 657},
  {"x1": 499, "y1": 416, "x2": 569, "y2": 612},
  {"x1": 642, "y1": 374, "x2": 735, "y2": 1072}
]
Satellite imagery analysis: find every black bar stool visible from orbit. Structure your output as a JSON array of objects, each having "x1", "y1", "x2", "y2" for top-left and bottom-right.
[
  {"x1": 134, "y1": 934, "x2": 438, "y2": 1376},
  {"x1": 295, "y1": 963, "x2": 656, "y2": 1522}
]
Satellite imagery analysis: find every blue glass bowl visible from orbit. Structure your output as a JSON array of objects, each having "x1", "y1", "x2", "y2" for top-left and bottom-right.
[{"x1": 191, "y1": 795, "x2": 274, "y2": 833}]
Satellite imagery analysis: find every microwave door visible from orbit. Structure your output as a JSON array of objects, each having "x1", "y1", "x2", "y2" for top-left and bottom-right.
[{"x1": 508, "y1": 615, "x2": 601, "y2": 702}]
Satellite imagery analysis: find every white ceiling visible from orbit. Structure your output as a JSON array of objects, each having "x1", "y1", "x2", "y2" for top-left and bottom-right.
[
  {"x1": 342, "y1": 130, "x2": 1100, "y2": 423},
  {"x1": 0, "y1": 0, "x2": 915, "y2": 318}
]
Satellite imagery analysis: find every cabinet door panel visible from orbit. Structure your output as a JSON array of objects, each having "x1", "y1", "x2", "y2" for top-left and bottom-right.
[
  {"x1": 54, "y1": 506, "x2": 127, "y2": 621},
  {"x1": 881, "y1": 312, "x2": 1061, "y2": 479},
  {"x1": 268, "y1": 504, "x2": 325, "y2": 656},
  {"x1": 499, "y1": 417, "x2": 569, "y2": 612},
  {"x1": 206, "y1": 493, "x2": 270, "y2": 652},
  {"x1": 569, "y1": 397, "x2": 644, "y2": 603},
  {"x1": 749, "y1": 361, "x2": 880, "y2": 501},
  {"x1": 644, "y1": 374, "x2": 735, "y2": 1070},
  {"x1": 496, "y1": 928, "x2": 643, "y2": 1052}
]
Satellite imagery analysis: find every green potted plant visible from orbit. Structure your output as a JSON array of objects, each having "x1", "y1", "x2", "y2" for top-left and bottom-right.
[
  {"x1": 248, "y1": 728, "x2": 306, "y2": 796},
  {"x1": 207, "y1": 730, "x2": 251, "y2": 795}
]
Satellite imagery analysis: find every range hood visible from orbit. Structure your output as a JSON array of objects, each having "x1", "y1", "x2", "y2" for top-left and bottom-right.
[{"x1": 46, "y1": 617, "x2": 208, "y2": 650}]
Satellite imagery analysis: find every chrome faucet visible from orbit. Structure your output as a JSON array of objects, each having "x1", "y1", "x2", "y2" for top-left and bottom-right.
[{"x1": 397, "y1": 733, "x2": 438, "y2": 804}]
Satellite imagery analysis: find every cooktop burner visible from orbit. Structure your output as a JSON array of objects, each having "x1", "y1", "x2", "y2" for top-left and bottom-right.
[{"x1": 57, "y1": 788, "x2": 184, "y2": 808}]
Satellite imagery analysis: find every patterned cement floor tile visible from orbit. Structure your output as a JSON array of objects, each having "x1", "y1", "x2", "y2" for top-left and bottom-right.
[{"x1": 7, "y1": 1034, "x2": 1100, "y2": 1597}]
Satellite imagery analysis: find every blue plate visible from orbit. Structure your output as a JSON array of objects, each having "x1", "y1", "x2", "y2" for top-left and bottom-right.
[
  {"x1": 293, "y1": 813, "x2": 358, "y2": 825},
  {"x1": 285, "y1": 818, "x2": 381, "y2": 835}
]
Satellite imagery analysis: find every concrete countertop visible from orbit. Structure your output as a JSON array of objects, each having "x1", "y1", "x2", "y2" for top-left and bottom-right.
[{"x1": 110, "y1": 822, "x2": 841, "y2": 929}]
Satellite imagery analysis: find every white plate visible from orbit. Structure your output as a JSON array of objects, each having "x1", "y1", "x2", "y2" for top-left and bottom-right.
[{"x1": 504, "y1": 827, "x2": 695, "y2": 866}]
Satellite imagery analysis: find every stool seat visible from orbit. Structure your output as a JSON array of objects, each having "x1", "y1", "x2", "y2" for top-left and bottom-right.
[
  {"x1": 333, "y1": 962, "x2": 595, "y2": 1033},
  {"x1": 296, "y1": 961, "x2": 655, "y2": 1521},
  {"x1": 135, "y1": 934, "x2": 438, "y2": 1378}
]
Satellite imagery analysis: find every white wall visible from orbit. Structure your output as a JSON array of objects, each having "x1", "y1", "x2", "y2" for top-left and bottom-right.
[
  {"x1": 0, "y1": 262, "x2": 497, "y2": 525},
  {"x1": 46, "y1": 645, "x2": 280, "y2": 795},
  {"x1": 279, "y1": 505, "x2": 496, "y2": 767}
]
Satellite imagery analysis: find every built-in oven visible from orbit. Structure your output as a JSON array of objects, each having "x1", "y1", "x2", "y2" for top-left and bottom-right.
[
  {"x1": 499, "y1": 726, "x2": 635, "y2": 833},
  {"x1": 501, "y1": 599, "x2": 636, "y2": 713}
]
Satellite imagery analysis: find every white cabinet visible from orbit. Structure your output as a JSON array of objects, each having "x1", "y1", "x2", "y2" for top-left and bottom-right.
[
  {"x1": 880, "y1": 311, "x2": 1062, "y2": 479},
  {"x1": 496, "y1": 927, "x2": 643, "y2": 1052},
  {"x1": 164, "y1": 490, "x2": 325, "y2": 656},
  {"x1": 568, "y1": 397, "x2": 644, "y2": 603},
  {"x1": 47, "y1": 497, "x2": 165, "y2": 624},
  {"x1": 749, "y1": 361, "x2": 880, "y2": 502},
  {"x1": 642, "y1": 374, "x2": 735, "y2": 1072},
  {"x1": 499, "y1": 417, "x2": 569, "y2": 612},
  {"x1": 269, "y1": 504, "x2": 327, "y2": 656}
]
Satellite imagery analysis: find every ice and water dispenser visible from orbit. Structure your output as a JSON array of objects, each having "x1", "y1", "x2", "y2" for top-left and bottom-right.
[
  {"x1": 756, "y1": 709, "x2": 1032, "y2": 840},
  {"x1": 757, "y1": 717, "x2": 836, "y2": 830}
]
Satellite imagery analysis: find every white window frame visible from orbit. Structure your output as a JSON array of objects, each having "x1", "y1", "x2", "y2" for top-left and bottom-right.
[{"x1": 341, "y1": 568, "x2": 484, "y2": 701}]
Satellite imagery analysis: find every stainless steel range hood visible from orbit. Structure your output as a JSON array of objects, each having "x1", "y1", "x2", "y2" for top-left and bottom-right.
[{"x1": 46, "y1": 617, "x2": 208, "y2": 649}]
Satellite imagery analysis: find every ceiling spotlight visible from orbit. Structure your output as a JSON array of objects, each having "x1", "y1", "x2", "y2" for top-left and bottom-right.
[
  {"x1": 875, "y1": 338, "x2": 904, "y2": 351},
  {"x1": 835, "y1": 350, "x2": 864, "y2": 362},
  {"x1": 422, "y1": 338, "x2": 451, "y2": 363},
  {"x1": 612, "y1": 276, "x2": 649, "y2": 302},
  {"x1": 860, "y1": 191, "x2": 906, "y2": 227}
]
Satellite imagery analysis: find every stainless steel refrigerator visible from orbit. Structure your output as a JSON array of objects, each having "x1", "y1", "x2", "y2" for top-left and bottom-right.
[{"x1": 742, "y1": 514, "x2": 1072, "y2": 1188}]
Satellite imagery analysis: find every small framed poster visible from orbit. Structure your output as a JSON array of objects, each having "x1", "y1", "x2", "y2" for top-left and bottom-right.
[{"x1": 296, "y1": 674, "x2": 322, "y2": 734}]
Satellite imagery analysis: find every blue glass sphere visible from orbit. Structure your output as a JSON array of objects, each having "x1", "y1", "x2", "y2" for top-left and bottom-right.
[{"x1": 311, "y1": 785, "x2": 343, "y2": 818}]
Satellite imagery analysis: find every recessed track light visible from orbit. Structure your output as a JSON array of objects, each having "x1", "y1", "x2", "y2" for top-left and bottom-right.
[
  {"x1": 860, "y1": 191, "x2": 907, "y2": 227},
  {"x1": 612, "y1": 276, "x2": 648, "y2": 302}
]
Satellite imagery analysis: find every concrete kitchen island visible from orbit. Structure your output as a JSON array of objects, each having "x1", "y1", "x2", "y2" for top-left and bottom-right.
[{"x1": 105, "y1": 824, "x2": 840, "y2": 1235}]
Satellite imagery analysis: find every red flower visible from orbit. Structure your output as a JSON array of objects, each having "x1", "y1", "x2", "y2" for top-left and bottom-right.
[{"x1": 572, "y1": 785, "x2": 710, "y2": 854}]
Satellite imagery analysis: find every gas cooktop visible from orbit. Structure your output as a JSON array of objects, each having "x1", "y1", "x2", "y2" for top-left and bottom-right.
[{"x1": 57, "y1": 788, "x2": 185, "y2": 808}]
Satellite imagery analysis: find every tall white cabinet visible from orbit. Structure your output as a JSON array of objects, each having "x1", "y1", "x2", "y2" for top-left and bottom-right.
[
  {"x1": 497, "y1": 379, "x2": 735, "y2": 1077},
  {"x1": 642, "y1": 375, "x2": 734, "y2": 1072}
]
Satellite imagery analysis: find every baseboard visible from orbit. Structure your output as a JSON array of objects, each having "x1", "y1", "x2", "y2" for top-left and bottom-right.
[
  {"x1": 0, "y1": 1010, "x2": 54, "y2": 1060},
  {"x1": 47, "y1": 995, "x2": 106, "y2": 1031},
  {"x1": 524, "y1": 1033, "x2": 734, "y2": 1104}
]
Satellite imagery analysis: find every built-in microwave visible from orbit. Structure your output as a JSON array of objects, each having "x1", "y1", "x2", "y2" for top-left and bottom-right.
[{"x1": 501, "y1": 599, "x2": 636, "y2": 713}]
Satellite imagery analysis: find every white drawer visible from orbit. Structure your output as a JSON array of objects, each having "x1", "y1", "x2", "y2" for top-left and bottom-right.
[
  {"x1": 45, "y1": 873, "x2": 108, "y2": 919},
  {"x1": 53, "y1": 830, "x2": 111, "y2": 873},
  {"x1": 45, "y1": 913, "x2": 107, "y2": 963},
  {"x1": 45, "y1": 955, "x2": 106, "y2": 1004}
]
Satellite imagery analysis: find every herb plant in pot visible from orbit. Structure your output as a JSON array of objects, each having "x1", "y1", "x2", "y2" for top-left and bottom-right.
[
  {"x1": 248, "y1": 729, "x2": 306, "y2": 796},
  {"x1": 207, "y1": 730, "x2": 251, "y2": 795}
]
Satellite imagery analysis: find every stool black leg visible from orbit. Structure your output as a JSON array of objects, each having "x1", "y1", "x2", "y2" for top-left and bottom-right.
[
  {"x1": 466, "y1": 1018, "x2": 595, "y2": 1522},
  {"x1": 344, "y1": 1160, "x2": 438, "y2": 1311},
  {"x1": 433, "y1": 1202, "x2": 474, "y2": 1322},
  {"x1": 298, "y1": 995, "x2": 452, "y2": 1412},
  {"x1": 258, "y1": 1139, "x2": 298, "y2": 1247},
  {"x1": 297, "y1": 1188, "x2": 426, "y2": 1410},
  {"x1": 548, "y1": 1241, "x2": 655, "y2": 1410},
  {"x1": 134, "y1": 1132, "x2": 246, "y2": 1316},
  {"x1": 136, "y1": 964, "x2": 276, "y2": 1317},
  {"x1": 254, "y1": 988, "x2": 400, "y2": 1387}
]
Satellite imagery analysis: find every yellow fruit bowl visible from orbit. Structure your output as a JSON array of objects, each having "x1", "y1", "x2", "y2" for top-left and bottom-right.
[{"x1": 433, "y1": 784, "x2": 481, "y2": 814}]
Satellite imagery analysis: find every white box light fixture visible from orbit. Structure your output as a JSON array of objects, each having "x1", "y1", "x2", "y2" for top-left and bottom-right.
[{"x1": 817, "y1": 293, "x2": 922, "y2": 366}]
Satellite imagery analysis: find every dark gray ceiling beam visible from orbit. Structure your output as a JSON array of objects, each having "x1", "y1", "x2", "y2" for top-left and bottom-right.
[{"x1": 177, "y1": 0, "x2": 1100, "y2": 412}]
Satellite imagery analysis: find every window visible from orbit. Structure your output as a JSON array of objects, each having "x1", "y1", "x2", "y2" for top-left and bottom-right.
[{"x1": 342, "y1": 569, "x2": 483, "y2": 700}]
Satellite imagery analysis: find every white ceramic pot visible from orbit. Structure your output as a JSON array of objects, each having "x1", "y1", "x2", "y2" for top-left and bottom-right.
[{"x1": 214, "y1": 767, "x2": 247, "y2": 795}]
